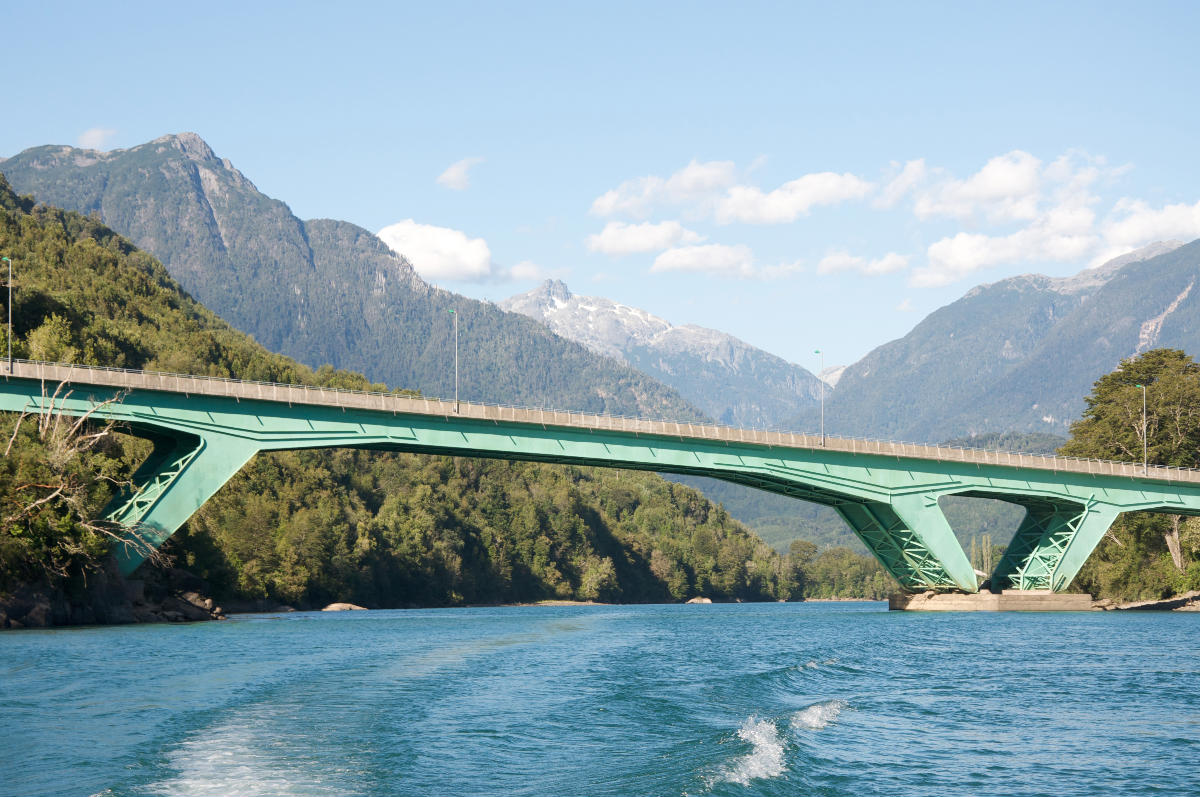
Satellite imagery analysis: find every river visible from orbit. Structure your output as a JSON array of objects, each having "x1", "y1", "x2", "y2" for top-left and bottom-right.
[{"x1": 1, "y1": 602, "x2": 1197, "y2": 796}]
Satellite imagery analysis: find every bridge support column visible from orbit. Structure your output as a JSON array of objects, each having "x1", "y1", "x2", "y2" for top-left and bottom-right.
[
  {"x1": 105, "y1": 431, "x2": 258, "y2": 575},
  {"x1": 990, "y1": 499, "x2": 1119, "y2": 592},
  {"x1": 836, "y1": 494, "x2": 976, "y2": 592}
]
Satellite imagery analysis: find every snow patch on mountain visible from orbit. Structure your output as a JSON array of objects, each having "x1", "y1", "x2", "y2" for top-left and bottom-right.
[{"x1": 500, "y1": 280, "x2": 826, "y2": 427}]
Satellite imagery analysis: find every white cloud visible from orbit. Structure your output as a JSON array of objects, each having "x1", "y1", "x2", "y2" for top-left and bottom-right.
[
  {"x1": 876, "y1": 159, "x2": 927, "y2": 208},
  {"x1": 436, "y1": 157, "x2": 484, "y2": 190},
  {"x1": 716, "y1": 172, "x2": 874, "y2": 224},
  {"x1": 902, "y1": 150, "x2": 1123, "y2": 287},
  {"x1": 913, "y1": 150, "x2": 1043, "y2": 222},
  {"x1": 585, "y1": 221, "x2": 704, "y2": 255},
  {"x1": 77, "y1": 127, "x2": 116, "y2": 150},
  {"x1": 547, "y1": 148, "x2": 1200, "y2": 292},
  {"x1": 652, "y1": 244, "x2": 755, "y2": 276},
  {"x1": 897, "y1": 298, "x2": 915, "y2": 312},
  {"x1": 591, "y1": 160, "x2": 872, "y2": 225},
  {"x1": 914, "y1": 200, "x2": 1098, "y2": 287},
  {"x1": 377, "y1": 219, "x2": 495, "y2": 281},
  {"x1": 817, "y1": 251, "x2": 909, "y2": 276},
  {"x1": 590, "y1": 160, "x2": 737, "y2": 217},
  {"x1": 651, "y1": 243, "x2": 801, "y2": 279},
  {"x1": 1094, "y1": 198, "x2": 1200, "y2": 265},
  {"x1": 509, "y1": 260, "x2": 549, "y2": 281}
]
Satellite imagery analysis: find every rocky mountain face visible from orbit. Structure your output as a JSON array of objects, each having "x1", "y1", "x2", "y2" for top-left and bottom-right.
[
  {"x1": 0, "y1": 135, "x2": 702, "y2": 420},
  {"x1": 501, "y1": 280, "x2": 825, "y2": 427},
  {"x1": 799, "y1": 240, "x2": 1193, "y2": 442},
  {"x1": 818, "y1": 365, "x2": 846, "y2": 387}
]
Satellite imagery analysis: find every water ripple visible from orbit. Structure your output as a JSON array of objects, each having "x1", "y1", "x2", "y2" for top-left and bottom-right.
[{"x1": 3, "y1": 602, "x2": 1198, "y2": 797}]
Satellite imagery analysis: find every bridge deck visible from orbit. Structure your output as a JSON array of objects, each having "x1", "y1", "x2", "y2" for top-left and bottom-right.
[{"x1": 5, "y1": 360, "x2": 1194, "y2": 485}]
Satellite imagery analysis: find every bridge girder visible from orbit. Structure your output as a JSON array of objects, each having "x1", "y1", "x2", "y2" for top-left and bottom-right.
[{"x1": 5, "y1": 369, "x2": 1200, "y2": 593}]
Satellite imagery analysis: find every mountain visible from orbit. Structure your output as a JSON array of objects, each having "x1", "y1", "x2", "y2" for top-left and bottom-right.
[
  {"x1": 0, "y1": 134, "x2": 702, "y2": 421},
  {"x1": 818, "y1": 365, "x2": 846, "y2": 387},
  {"x1": 501, "y1": 280, "x2": 824, "y2": 427},
  {"x1": 804, "y1": 240, "x2": 1193, "y2": 442}
]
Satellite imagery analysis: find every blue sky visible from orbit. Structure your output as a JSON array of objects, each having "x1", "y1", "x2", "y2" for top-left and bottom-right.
[{"x1": 4, "y1": 1, "x2": 1200, "y2": 369}]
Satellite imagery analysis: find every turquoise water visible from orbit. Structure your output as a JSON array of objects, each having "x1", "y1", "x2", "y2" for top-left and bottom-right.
[{"x1": 1, "y1": 602, "x2": 1197, "y2": 796}]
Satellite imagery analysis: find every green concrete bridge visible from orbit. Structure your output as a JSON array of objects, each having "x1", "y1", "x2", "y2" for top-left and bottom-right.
[{"x1": 4, "y1": 360, "x2": 1200, "y2": 594}]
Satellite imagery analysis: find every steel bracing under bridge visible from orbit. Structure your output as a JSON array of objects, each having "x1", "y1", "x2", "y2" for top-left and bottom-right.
[{"x1": 4, "y1": 360, "x2": 1200, "y2": 593}]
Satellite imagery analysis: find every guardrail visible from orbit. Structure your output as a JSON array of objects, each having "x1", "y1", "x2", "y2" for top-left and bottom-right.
[{"x1": 4, "y1": 358, "x2": 1197, "y2": 484}]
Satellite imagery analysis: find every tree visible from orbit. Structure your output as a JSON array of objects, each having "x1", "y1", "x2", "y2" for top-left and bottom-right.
[
  {"x1": 787, "y1": 539, "x2": 817, "y2": 594},
  {"x1": 1, "y1": 386, "x2": 162, "y2": 587},
  {"x1": 1059, "y1": 349, "x2": 1200, "y2": 595}
]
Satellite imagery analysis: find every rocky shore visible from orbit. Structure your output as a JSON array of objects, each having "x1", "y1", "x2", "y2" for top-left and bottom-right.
[
  {"x1": 1093, "y1": 590, "x2": 1200, "y2": 611},
  {"x1": 0, "y1": 559, "x2": 226, "y2": 629}
]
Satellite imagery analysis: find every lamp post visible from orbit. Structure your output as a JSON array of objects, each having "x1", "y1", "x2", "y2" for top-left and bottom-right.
[
  {"x1": 1136, "y1": 383, "x2": 1147, "y2": 475},
  {"x1": 2, "y1": 256, "x2": 11, "y2": 372},
  {"x1": 449, "y1": 308, "x2": 458, "y2": 412},
  {"x1": 814, "y1": 348, "x2": 825, "y2": 446}
]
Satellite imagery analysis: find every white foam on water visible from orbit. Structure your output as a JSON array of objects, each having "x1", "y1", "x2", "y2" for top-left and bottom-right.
[
  {"x1": 790, "y1": 699, "x2": 847, "y2": 731},
  {"x1": 711, "y1": 716, "x2": 787, "y2": 787},
  {"x1": 145, "y1": 717, "x2": 348, "y2": 797}
]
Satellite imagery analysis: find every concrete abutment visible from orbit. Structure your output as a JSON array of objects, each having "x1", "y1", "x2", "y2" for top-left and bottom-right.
[{"x1": 889, "y1": 590, "x2": 1094, "y2": 611}]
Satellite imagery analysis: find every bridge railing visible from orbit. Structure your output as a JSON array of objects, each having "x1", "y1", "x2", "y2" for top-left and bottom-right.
[{"x1": 6, "y1": 358, "x2": 1200, "y2": 484}]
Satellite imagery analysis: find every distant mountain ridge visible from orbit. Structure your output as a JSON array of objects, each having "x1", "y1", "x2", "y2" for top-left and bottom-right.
[
  {"x1": 802, "y1": 239, "x2": 1194, "y2": 442},
  {"x1": 501, "y1": 280, "x2": 824, "y2": 427},
  {"x1": 0, "y1": 134, "x2": 703, "y2": 420}
]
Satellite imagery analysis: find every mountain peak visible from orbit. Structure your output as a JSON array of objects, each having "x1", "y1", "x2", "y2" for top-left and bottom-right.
[
  {"x1": 964, "y1": 240, "x2": 1189, "y2": 301},
  {"x1": 500, "y1": 282, "x2": 825, "y2": 426},
  {"x1": 1050, "y1": 240, "x2": 1186, "y2": 295},
  {"x1": 536, "y1": 279, "x2": 572, "y2": 304},
  {"x1": 151, "y1": 132, "x2": 216, "y2": 162}
]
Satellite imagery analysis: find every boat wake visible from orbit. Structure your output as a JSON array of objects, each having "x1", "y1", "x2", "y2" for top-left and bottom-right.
[
  {"x1": 710, "y1": 716, "x2": 787, "y2": 787},
  {"x1": 144, "y1": 715, "x2": 351, "y2": 797},
  {"x1": 790, "y1": 699, "x2": 847, "y2": 731}
]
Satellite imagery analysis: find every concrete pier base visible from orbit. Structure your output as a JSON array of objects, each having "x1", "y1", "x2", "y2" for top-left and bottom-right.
[{"x1": 889, "y1": 590, "x2": 1094, "y2": 612}]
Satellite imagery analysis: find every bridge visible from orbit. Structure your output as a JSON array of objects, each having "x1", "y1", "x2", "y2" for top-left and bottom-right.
[{"x1": 4, "y1": 360, "x2": 1200, "y2": 594}]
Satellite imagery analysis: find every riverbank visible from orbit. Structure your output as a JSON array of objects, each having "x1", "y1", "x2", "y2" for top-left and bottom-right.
[
  {"x1": 1096, "y1": 590, "x2": 1200, "y2": 611},
  {"x1": 0, "y1": 560, "x2": 225, "y2": 629},
  {"x1": 8, "y1": 576, "x2": 1200, "y2": 628}
]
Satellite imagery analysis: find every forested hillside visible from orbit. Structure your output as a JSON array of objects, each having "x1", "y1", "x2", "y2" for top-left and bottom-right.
[
  {"x1": 0, "y1": 176, "x2": 825, "y2": 611},
  {"x1": 799, "y1": 241, "x2": 1198, "y2": 442}
]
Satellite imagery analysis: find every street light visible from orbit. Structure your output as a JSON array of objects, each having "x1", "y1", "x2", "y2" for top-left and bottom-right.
[
  {"x1": 449, "y1": 308, "x2": 458, "y2": 412},
  {"x1": 814, "y1": 348, "x2": 825, "y2": 446},
  {"x1": 1136, "y1": 383, "x2": 1147, "y2": 475},
  {"x1": 2, "y1": 256, "x2": 11, "y2": 372}
]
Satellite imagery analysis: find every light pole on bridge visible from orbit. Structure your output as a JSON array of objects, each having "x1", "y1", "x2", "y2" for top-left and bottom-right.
[
  {"x1": 449, "y1": 307, "x2": 459, "y2": 413},
  {"x1": 1136, "y1": 383, "x2": 1147, "y2": 475},
  {"x1": 2, "y1": 256, "x2": 11, "y2": 373},
  {"x1": 814, "y1": 348, "x2": 825, "y2": 446}
]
